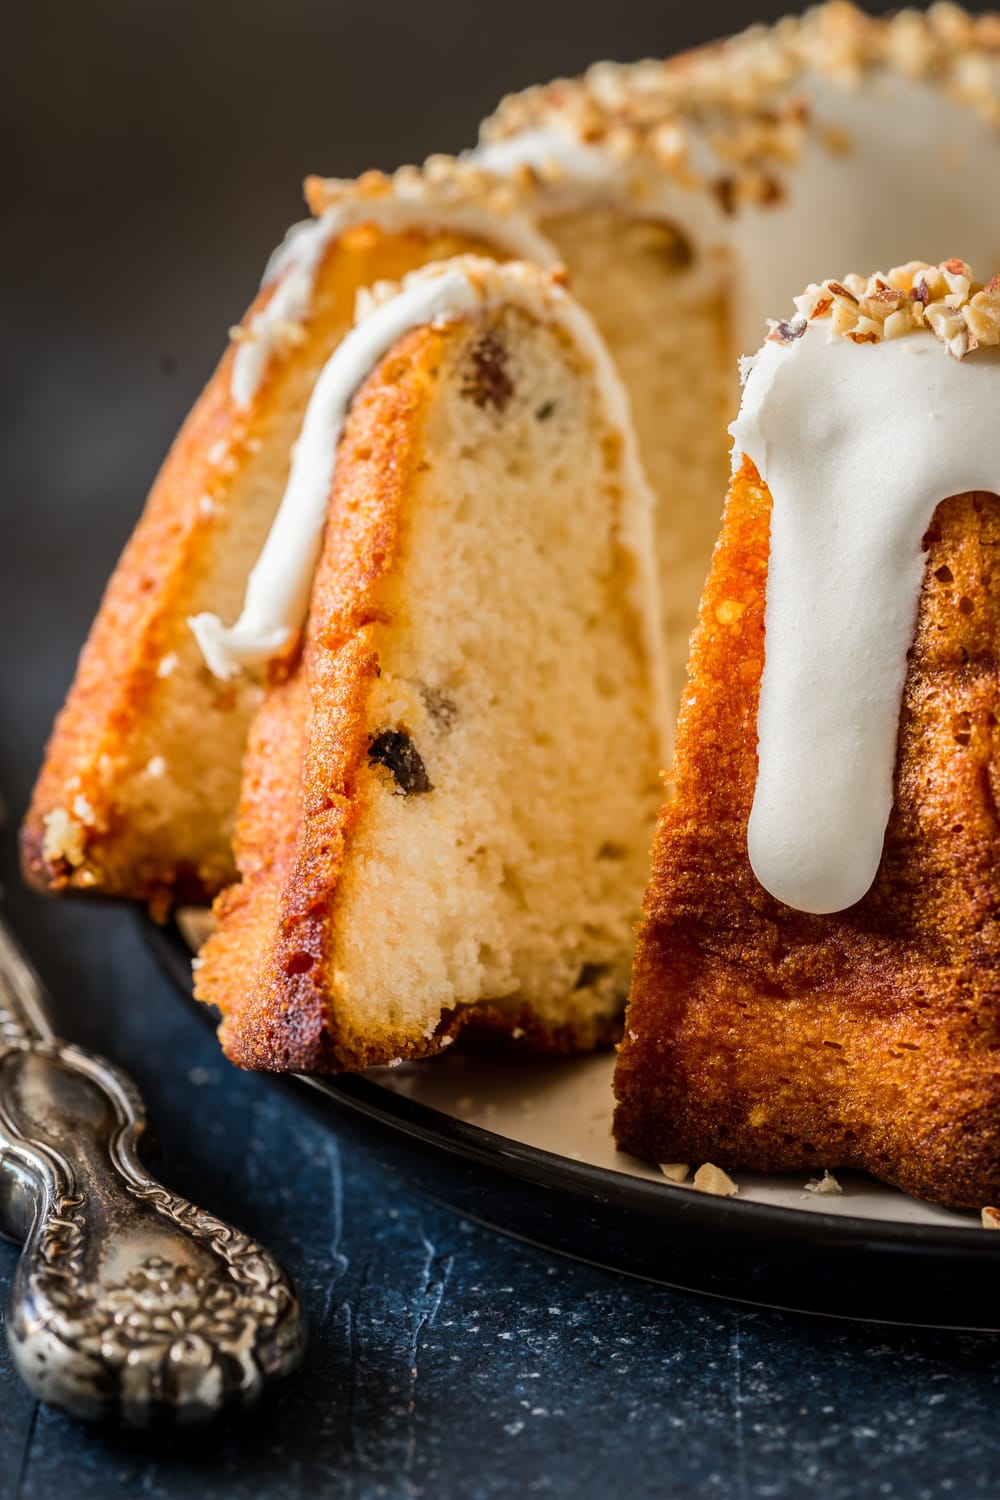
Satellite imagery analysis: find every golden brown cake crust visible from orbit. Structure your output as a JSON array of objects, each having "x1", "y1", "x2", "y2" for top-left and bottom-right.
[
  {"x1": 614, "y1": 458, "x2": 1000, "y2": 1209},
  {"x1": 194, "y1": 326, "x2": 435, "y2": 1072},
  {"x1": 21, "y1": 221, "x2": 498, "y2": 910},
  {"x1": 195, "y1": 323, "x2": 618, "y2": 1072},
  {"x1": 20, "y1": 325, "x2": 247, "y2": 907}
]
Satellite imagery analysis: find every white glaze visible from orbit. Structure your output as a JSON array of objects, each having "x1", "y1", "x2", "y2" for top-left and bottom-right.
[
  {"x1": 475, "y1": 72, "x2": 1000, "y2": 352},
  {"x1": 205, "y1": 56, "x2": 1000, "y2": 797},
  {"x1": 230, "y1": 200, "x2": 558, "y2": 407},
  {"x1": 194, "y1": 259, "x2": 670, "y2": 752},
  {"x1": 236, "y1": 65, "x2": 1000, "y2": 412},
  {"x1": 731, "y1": 322, "x2": 1000, "y2": 915}
]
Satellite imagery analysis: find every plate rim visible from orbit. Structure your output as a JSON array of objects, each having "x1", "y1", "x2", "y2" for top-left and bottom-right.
[{"x1": 145, "y1": 914, "x2": 998, "y2": 1259}]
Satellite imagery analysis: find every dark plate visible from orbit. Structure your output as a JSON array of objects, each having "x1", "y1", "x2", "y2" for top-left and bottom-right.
[{"x1": 146, "y1": 916, "x2": 1000, "y2": 1331}]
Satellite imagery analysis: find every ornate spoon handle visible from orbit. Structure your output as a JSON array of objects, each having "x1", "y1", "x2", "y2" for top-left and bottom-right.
[{"x1": 0, "y1": 915, "x2": 305, "y2": 1426}]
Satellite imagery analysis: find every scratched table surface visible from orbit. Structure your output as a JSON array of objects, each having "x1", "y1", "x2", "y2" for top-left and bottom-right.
[{"x1": 4, "y1": 0, "x2": 1000, "y2": 1494}]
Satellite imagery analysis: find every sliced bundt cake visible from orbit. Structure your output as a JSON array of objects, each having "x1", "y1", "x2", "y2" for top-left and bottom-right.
[
  {"x1": 22, "y1": 193, "x2": 554, "y2": 910},
  {"x1": 194, "y1": 258, "x2": 666, "y2": 1070}
]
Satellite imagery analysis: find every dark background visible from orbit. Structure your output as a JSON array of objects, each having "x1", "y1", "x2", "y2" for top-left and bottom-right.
[{"x1": 3, "y1": 4, "x2": 1000, "y2": 1497}]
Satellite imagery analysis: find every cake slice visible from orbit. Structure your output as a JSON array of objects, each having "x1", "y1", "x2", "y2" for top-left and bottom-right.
[
  {"x1": 21, "y1": 184, "x2": 553, "y2": 910},
  {"x1": 195, "y1": 258, "x2": 666, "y2": 1070},
  {"x1": 614, "y1": 261, "x2": 1000, "y2": 1209}
]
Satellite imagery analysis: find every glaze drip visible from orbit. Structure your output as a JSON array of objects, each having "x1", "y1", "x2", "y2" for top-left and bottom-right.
[{"x1": 731, "y1": 321, "x2": 1000, "y2": 914}]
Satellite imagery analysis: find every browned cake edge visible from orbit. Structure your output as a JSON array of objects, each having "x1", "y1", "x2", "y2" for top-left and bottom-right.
[
  {"x1": 614, "y1": 458, "x2": 1000, "y2": 1209},
  {"x1": 21, "y1": 220, "x2": 501, "y2": 911},
  {"x1": 194, "y1": 321, "x2": 620, "y2": 1072}
]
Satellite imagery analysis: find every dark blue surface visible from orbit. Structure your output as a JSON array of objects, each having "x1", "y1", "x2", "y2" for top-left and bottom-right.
[
  {"x1": 1, "y1": 903, "x2": 999, "y2": 1497},
  {"x1": 4, "y1": 0, "x2": 1000, "y2": 1491}
]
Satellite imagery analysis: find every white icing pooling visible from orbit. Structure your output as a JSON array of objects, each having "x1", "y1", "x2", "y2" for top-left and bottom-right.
[
  {"x1": 730, "y1": 322, "x2": 1000, "y2": 915},
  {"x1": 194, "y1": 259, "x2": 670, "y2": 751},
  {"x1": 230, "y1": 201, "x2": 559, "y2": 407}
]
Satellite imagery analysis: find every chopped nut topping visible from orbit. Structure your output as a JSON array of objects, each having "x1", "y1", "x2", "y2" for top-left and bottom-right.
[
  {"x1": 295, "y1": 7, "x2": 1000, "y2": 264},
  {"x1": 767, "y1": 316, "x2": 808, "y2": 345},
  {"x1": 827, "y1": 280, "x2": 860, "y2": 307},
  {"x1": 804, "y1": 1170, "x2": 843, "y2": 1195},
  {"x1": 306, "y1": 160, "x2": 536, "y2": 241},
  {"x1": 692, "y1": 1162, "x2": 739, "y2": 1197},
  {"x1": 481, "y1": 5, "x2": 1000, "y2": 207},
  {"x1": 659, "y1": 1163, "x2": 690, "y2": 1183},
  {"x1": 964, "y1": 275, "x2": 1000, "y2": 345},
  {"x1": 780, "y1": 259, "x2": 1000, "y2": 361}
]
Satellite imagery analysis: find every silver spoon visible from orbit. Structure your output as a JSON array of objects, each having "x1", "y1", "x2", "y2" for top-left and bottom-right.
[{"x1": 0, "y1": 911, "x2": 306, "y2": 1427}]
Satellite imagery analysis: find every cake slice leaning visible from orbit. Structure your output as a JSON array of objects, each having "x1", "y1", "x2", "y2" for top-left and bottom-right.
[
  {"x1": 195, "y1": 258, "x2": 667, "y2": 1071},
  {"x1": 614, "y1": 261, "x2": 1000, "y2": 1209},
  {"x1": 22, "y1": 182, "x2": 553, "y2": 911}
]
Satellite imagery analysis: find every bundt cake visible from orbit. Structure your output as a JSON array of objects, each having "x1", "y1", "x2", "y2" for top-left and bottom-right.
[
  {"x1": 193, "y1": 257, "x2": 665, "y2": 1069},
  {"x1": 614, "y1": 260, "x2": 1000, "y2": 1209},
  {"x1": 24, "y1": 3, "x2": 1000, "y2": 920},
  {"x1": 22, "y1": 200, "x2": 553, "y2": 910}
]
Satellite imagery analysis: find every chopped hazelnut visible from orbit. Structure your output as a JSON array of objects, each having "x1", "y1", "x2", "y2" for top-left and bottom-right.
[
  {"x1": 804, "y1": 1171, "x2": 843, "y2": 1195},
  {"x1": 692, "y1": 1163, "x2": 739, "y2": 1198},
  {"x1": 777, "y1": 259, "x2": 1000, "y2": 363},
  {"x1": 658, "y1": 1163, "x2": 690, "y2": 1183}
]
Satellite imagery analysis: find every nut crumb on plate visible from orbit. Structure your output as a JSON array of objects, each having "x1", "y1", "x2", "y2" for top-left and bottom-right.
[
  {"x1": 692, "y1": 1163, "x2": 738, "y2": 1197},
  {"x1": 658, "y1": 1163, "x2": 690, "y2": 1183},
  {"x1": 804, "y1": 1170, "x2": 843, "y2": 1195}
]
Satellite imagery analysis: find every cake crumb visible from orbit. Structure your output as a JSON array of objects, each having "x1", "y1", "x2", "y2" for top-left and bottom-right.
[
  {"x1": 981, "y1": 1206, "x2": 1000, "y2": 1229},
  {"x1": 659, "y1": 1163, "x2": 690, "y2": 1184},
  {"x1": 692, "y1": 1163, "x2": 738, "y2": 1197},
  {"x1": 715, "y1": 598, "x2": 746, "y2": 625},
  {"x1": 804, "y1": 1170, "x2": 843, "y2": 1196},
  {"x1": 71, "y1": 793, "x2": 98, "y2": 826},
  {"x1": 41, "y1": 808, "x2": 87, "y2": 867}
]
